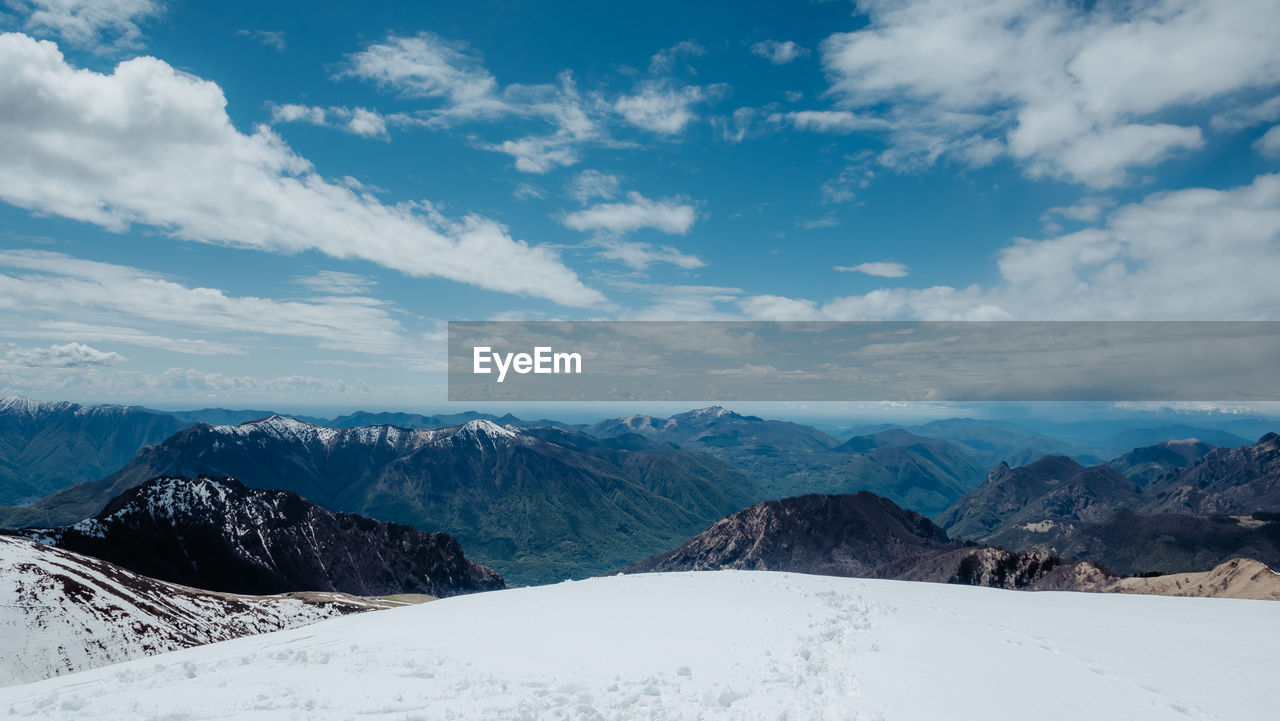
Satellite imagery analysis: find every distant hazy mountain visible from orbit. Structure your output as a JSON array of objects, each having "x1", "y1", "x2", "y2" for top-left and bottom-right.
[
  {"x1": 935, "y1": 456, "x2": 1140, "y2": 543},
  {"x1": 589, "y1": 408, "x2": 982, "y2": 518},
  {"x1": 0, "y1": 396, "x2": 186, "y2": 506},
  {"x1": 155, "y1": 408, "x2": 329, "y2": 426},
  {"x1": 20, "y1": 475, "x2": 504, "y2": 597},
  {"x1": 0, "y1": 535, "x2": 395, "y2": 686},
  {"x1": 1108, "y1": 439, "x2": 1215, "y2": 486},
  {"x1": 902, "y1": 418, "x2": 1096, "y2": 468},
  {"x1": 588, "y1": 406, "x2": 838, "y2": 451},
  {"x1": 8, "y1": 418, "x2": 757, "y2": 585},
  {"x1": 1144, "y1": 433, "x2": 1280, "y2": 514},
  {"x1": 1100, "y1": 425, "x2": 1251, "y2": 455}
]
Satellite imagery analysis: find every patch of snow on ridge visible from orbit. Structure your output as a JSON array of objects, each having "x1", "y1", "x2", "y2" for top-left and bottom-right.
[
  {"x1": 452, "y1": 419, "x2": 520, "y2": 441},
  {"x1": 1, "y1": 571, "x2": 1275, "y2": 719}
]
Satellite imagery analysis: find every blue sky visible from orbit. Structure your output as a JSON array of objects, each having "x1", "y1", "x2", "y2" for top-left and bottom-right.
[{"x1": 1, "y1": 0, "x2": 1280, "y2": 410}]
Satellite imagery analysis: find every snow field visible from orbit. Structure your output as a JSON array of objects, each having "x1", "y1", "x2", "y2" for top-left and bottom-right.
[{"x1": 2, "y1": 570, "x2": 1276, "y2": 720}]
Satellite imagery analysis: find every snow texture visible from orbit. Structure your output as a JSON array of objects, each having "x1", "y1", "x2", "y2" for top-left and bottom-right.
[
  {"x1": 2, "y1": 570, "x2": 1275, "y2": 719},
  {"x1": 0, "y1": 537, "x2": 386, "y2": 686}
]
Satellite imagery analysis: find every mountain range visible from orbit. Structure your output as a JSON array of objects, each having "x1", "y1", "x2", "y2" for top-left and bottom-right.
[
  {"x1": 7, "y1": 417, "x2": 756, "y2": 585},
  {"x1": 621, "y1": 491, "x2": 1280, "y2": 600},
  {"x1": 589, "y1": 408, "x2": 986, "y2": 517},
  {"x1": 936, "y1": 434, "x2": 1280, "y2": 573}
]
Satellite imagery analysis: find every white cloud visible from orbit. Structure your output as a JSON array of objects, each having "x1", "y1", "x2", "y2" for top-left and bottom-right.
[
  {"x1": 271, "y1": 103, "x2": 398, "y2": 139},
  {"x1": 799, "y1": 214, "x2": 839, "y2": 230},
  {"x1": 713, "y1": 108, "x2": 759, "y2": 143},
  {"x1": 818, "y1": 0, "x2": 1280, "y2": 187},
  {"x1": 1256, "y1": 125, "x2": 1280, "y2": 158},
  {"x1": 11, "y1": 0, "x2": 161, "y2": 50},
  {"x1": 562, "y1": 192, "x2": 697, "y2": 235},
  {"x1": 235, "y1": 29, "x2": 285, "y2": 52},
  {"x1": 750, "y1": 40, "x2": 809, "y2": 65},
  {"x1": 821, "y1": 152, "x2": 876, "y2": 204},
  {"x1": 835, "y1": 262, "x2": 909, "y2": 278},
  {"x1": 513, "y1": 182, "x2": 545, "y2": 201},
  {"x1": 614, "y1": 83, "x2": 720, "y2": 135},
  {"x1": 0, "y1": 250, "x2": 412, "y2": 355},
  {"x1": 740, "y1": 173, "x2": 1280, "y2": 321},
  {"x1": 649, "y1": 40, "x2": 705, "y2": 74},
  {"x1": 596, "y1": 240, "x2": 705, "y2": 271},
  {"x1": 341, "y1": 32, "x2": 507, "y2": 122},
  {"x1": 0, "y1": 33, "x2": 602, "y2": 307},
  {"x1": 293, "y1": 270, "x2": 378, "y2": 296},
  {"x1": 568, "y1": 170, "x2": 620, "y2": 204},
  {"x1": 771, "y1": 110, "x2": 890, "y2": 134},
  {"x1": 1041, "y1": 196, "x2": 1117, "y2": 225},
  {"x1": 0, "y1": 321, "x2": 238, "y2": 355},
  {"x1": 3, "y1": 342, "x2": 125, "y2": 368},
  {"x1": 343, "y1": 34, "x2": 606, "y2": 172}
]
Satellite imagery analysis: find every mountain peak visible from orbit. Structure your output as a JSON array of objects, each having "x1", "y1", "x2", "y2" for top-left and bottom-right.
[{"x1": 452, "y1": 419, "x2": 520, "y2": 441}]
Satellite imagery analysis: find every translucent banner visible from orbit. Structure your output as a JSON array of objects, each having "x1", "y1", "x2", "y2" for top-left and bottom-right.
[{"x1": 447, "y1": 321, "x2": 1280, "y2": 401}]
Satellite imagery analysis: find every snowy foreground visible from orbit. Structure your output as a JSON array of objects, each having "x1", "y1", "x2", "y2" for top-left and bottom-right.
[{"x1": 3, "y1": 571, "x2": 1276, "y2": 720}]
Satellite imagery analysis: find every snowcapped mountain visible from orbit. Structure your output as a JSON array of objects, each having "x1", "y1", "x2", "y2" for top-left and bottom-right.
[
  {"x1": 14, "y1": 418, "x2": 757, "y2": 585},
  {"x1": 0, "y1": 535, "x2": 398, "y2": 686},
  {"x1": 588, "y1": 405, "x2": 838, "y2": 451},
  {"x1": 19, "y1": 475, "x2": 504, "y2": 597},
  {"x1": 0, "y1": 395, "x2": 186, "y2": 507},
  {"x1": 1, "y1": 570, "x2": 1275, "y2": 719}
]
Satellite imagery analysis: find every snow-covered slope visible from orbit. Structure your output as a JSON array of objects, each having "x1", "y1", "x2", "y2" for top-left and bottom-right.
[
  {"x1": 0, "y1": 536, "x2": 399, "y2": 686},
  {"x1": 2, "y1": 570, "x2": 1275, "y2": 719}
]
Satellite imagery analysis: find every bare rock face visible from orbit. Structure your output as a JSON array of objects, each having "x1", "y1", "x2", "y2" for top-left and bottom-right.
[
  {"x1": 19, "y1": 475, "x2": 504, "y2": 598},
  {"x1": 620, "y1": 492, "x2": 952, "y2": 577},
  {"x1": 0, "y1": 536, "x2": 399, "y2": 686}
]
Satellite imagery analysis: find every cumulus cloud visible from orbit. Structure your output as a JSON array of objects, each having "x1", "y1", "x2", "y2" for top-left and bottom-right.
[
  {"x1": 614, "y1": 83, "x2": 722, "y2": 135},
  {"x1": 3, "y1": 342, "x2": 125, "y2": 368},
  {"x1": 750, "y1": 40, "x2": 809, "y2": 65},
  {"x1": 563, "y1": 192, "x2": 697, "y2": 235},
  {"x1": 11, "y1": 0, "x2": 161, "y2": 50},
  {"x1": 740, "y1": 173, "x2": 1280, "y2": 321},
  {"x1": 817, "y1": 0, "x2": 1280, "y2": 187},
  {"x1": 835, "y1": 262, "x2": 909, "y2": 278},
  {"x1": 0, "y1": 33, "x2": 602, "y2": 307}
]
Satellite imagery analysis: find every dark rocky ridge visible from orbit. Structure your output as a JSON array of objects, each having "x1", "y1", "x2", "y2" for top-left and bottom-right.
[
  {"x1": 19, "y1": 475, "x2": 504, "y2": 597},
  {"x1": 621, "y1": 492, "x2": 1108, "y2": 591}
]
